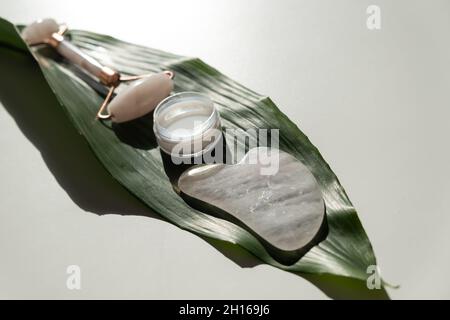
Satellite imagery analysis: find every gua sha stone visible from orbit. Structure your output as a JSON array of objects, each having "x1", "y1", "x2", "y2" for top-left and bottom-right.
[{"x1": 178, "y1": 147, "x2": 328, "y2": 265}]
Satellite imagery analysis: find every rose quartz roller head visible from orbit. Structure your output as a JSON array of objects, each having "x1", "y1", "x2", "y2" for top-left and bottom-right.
[{"x1": 21, "y1": 18, "x2": 175, "y2": 123}]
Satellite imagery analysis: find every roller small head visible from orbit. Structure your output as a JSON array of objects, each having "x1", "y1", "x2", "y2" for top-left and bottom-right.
[
  {"x1": 22, "y1": 18, "x2": 59, "y2": 45},
  {"x1": 107, "y1": 71, "x2": 174, "y2": 123}
]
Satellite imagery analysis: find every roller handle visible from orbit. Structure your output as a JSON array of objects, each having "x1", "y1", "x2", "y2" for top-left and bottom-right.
[{"x1": 49, "y1": 33, "x2": 120, "y2": 87}]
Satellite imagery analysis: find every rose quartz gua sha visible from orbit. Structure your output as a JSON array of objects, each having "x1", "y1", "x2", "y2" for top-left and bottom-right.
[{"x1": 178, "y1": 147, "x2": 328, "y2": 265}]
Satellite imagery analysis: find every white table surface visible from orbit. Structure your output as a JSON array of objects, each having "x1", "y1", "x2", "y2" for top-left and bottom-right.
[{"x1": 1, "y1": 0, "x2": 449, "y2": 299}]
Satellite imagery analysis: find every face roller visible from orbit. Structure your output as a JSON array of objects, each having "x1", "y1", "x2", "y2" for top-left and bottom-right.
[{"x1": 21, "y1": 18, "x2": 174, "y2": 123}]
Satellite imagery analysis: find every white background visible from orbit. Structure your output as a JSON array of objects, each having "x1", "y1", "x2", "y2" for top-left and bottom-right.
[{"x1": 1, "y1": 0, "x2": 449, "y2": 299}]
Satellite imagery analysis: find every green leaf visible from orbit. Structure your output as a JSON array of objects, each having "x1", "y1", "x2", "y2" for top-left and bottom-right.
[{"x1": 0, "y1": 17, "x2": 390, "y2": 299}]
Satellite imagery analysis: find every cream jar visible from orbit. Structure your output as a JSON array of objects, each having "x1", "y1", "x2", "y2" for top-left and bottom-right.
[{"x1": 153, "y1": 92, "x2": 222, "y2": 163}]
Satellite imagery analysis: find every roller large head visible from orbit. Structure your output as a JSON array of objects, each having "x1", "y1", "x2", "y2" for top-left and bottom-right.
[
  {"x1": 22, "y1": 18, "x2": 60, "y2": 45},
  {"x1": 107, "y1": 71, "x2": 174, "y2": 123}
]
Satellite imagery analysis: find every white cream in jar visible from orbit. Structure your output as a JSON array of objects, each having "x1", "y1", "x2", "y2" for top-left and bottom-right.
[{"x1": 153, "y1": 92, "x2": 222, "y2": 161}]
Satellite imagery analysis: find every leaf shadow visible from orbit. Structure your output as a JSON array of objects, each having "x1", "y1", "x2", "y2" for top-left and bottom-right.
[
  {"x1": 0, "y1": 47, "x2": 389, "y2": 300},
  {"x1": 0, "y1": 48, "x2": 160, "y2": 218},
  {"x1": 204, "y1": 237, "x2": 390, "y2": 300}
]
